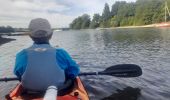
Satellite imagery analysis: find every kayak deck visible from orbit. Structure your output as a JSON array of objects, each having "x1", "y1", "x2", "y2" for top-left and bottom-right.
[{"x1": 6, "y1": 77, "x2": 89, "y2": 100}]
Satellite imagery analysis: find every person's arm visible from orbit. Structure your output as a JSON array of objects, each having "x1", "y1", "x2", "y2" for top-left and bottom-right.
[
  {"x1": 56, "y1": 49, "x2": 80, "y2": 79},
  {"x1": 13, "y1": 50, "x2": 27, "y2": 79}
]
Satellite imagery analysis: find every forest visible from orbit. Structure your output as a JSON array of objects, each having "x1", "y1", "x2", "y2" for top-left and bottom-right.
[
  {"x1": 0, "y1": 26, "x2": 15, "y2": 33},
  {"x1": 70, "y1": 0, "x2": 170, "y2": 29}
]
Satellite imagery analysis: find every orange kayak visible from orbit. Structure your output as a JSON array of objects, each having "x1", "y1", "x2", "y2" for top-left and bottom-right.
[{"x1": 6, "y1": 77, "x2": 89, "y2": 100}]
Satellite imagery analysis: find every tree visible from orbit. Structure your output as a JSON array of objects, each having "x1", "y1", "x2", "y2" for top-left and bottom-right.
[
  {"x1": 81, "y1": 14, "x2": 91, "y2": 29},
  {"x1": 135, "y1": 0, "x2": 164, "y2": 25},
  {"x1": 90, "y1": 14, "x2": 101, "y2": 28},
  {"x1": 110, "y1": 1, "x2": 136, "y2": 27},
  {"x1": 69, "y1": 14, "x2": 91, "y2": 29},
  {"x1": 0, "y1": 26, "x2": 15, "y2": 33},
  {"x1": 70, "y1": 17, "x2": 82, "y2": 29},
  {"x1": 100, "y1": 3, "x2": 111, "y2": 27},
  {"x1": 111, "y1": 1, "x2": 126, "y2": 16},
  {"x1": 70, "y1": 0, "x2": 168, "y2": 29},
  {"x1": 102, "y1": 3, "x2": 111, "y2": 21}
]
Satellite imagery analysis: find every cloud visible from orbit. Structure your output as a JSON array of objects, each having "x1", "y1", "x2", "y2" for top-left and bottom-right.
[
  {"x1": 58, "y1": 0, "x2": 136, "y2": 15},
  {"x1": 0, "y1": 0, "x2": 136, "y2": 28},
  {"x1": 0, "y1": 0, "x2": 75, "y2": 28},
  {"x1": 13, "y1": 0, "x2": 70, "y2": 12}
]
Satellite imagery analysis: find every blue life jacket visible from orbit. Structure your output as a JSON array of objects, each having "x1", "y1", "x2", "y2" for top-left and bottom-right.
[{"x1": 21, "y1": 44, "x2": 65, "y2": 91}]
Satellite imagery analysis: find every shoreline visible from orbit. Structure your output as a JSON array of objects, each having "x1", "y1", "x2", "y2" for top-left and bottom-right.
[
  {"x1": 114, "y1": 23, "x2": 170, "y2": 29},
  {"x1": 0, "y1": 23, "x2": 169, "y2": 46},
  {"x1": 112, "y1": 24, "x2": 156, "y2": 29},
  {"x1": 96, "y1": 25, "x2": 155, "y2": 30},
  {"x1": 97, "y1": 22, "x2": 170, "y2": 30},
  {"x1": 0, "y1": 36, "x2": 16, "y2": 46}
]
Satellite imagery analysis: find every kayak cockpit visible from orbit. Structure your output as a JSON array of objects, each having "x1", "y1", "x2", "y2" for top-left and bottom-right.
[{"x1": 6, "y1": 77, "x2": 89, "y2": 100}]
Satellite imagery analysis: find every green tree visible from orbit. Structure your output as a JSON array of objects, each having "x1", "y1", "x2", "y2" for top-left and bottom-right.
[
  {"x1": 81, "y1": 14, "x2": 91, "y2": 29},
  {"x1": 110, "y1": 1, "x2": 135, "y2": 27},
  {"x1": 70, "y1": 17, "x2": 82, "y2": 29},
  {"x1": 69, "y1": 14, "x2": 91, "y2": 29},
  {"x1": 111, "y1": 1, "x2": 126, "y2": 16},
  {"x1": 102, "y1": 3, "x2": 111, "y2": 21},
  {"x1": 70, "y1": 0, "x2": 168, "y2": 29},
  {"x1": 0, "y1": 26, "x2": 15, "y2": 33},
  {"x1": 135, "y1": 0, "x2": 164, "y2": 25},
  {"x1": 90, "y1": 14, "x2": 101, "y2": 28},
  {"x1": 100, "y1": 3, "x2": 111, "y2": 27}
]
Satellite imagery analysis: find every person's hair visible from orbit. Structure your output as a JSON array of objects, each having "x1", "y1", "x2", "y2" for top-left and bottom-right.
[{"x1": 30, "y1": 30, "x2": 52, "y2": 44}]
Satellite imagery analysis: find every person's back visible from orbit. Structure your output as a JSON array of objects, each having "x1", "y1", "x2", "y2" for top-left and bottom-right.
[
  {"x1": 22, "y1": 44, "x2": 65, "y2": 91},
  {"x1": 14, "y1": 18, "x2": 80, "y2": 91}
]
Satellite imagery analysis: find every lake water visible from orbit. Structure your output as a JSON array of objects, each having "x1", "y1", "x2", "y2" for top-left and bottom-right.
[{"x1": 0, "y1": 28, "x2": 170, "y2": 100}]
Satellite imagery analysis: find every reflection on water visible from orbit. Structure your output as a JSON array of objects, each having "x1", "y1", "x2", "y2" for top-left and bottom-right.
[
  {"x1": 102, "y1": 87, "x2": 141, "y2": 100},
  {"x1": 0, "y1": 28, "x2": 170, "y2": 100}
]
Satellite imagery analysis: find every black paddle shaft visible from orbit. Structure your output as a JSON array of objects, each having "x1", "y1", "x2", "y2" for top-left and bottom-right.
[
  {"x1": 0, "y1": 64, "x2": 142, "y2": 82},
  {"x1": 0, "y1": 77, "x2": 19, "y2": 82}
]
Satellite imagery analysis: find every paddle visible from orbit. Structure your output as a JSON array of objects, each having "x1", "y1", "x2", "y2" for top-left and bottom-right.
[
  {"x1": 0, "y1": 64, "x2": 142, "y2": 82},
  {"x1": 79, "y1": 64, "x2": 142, "y2": 77}
]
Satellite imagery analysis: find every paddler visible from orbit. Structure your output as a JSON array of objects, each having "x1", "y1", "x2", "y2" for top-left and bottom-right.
[{"x1": 13, "y1": 18, "x2": 80, "y2": 91}]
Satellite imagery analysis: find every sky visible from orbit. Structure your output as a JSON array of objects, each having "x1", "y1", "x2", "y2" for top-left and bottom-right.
[{"x1": 0, "y1": 0, "x2": 136, "y2": 28}]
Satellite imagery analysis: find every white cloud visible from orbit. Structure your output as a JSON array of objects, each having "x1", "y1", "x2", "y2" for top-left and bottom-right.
[
  {"x1": 13, "y1": 0, "x2": 69, "y2": 12},
  {"x1": 0, "y1": 0, "x2": 74, "y2": 28},
  {"x1": 0, "y1": 0, "x2": 136, "y2": 28},
  {"x1": 63, "y1": 0, "x2": 136, "y2": 15}
]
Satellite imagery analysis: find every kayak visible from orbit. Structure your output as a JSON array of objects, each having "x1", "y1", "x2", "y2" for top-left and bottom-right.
[{"x1": 5, "y1": 77, "x2": 89, "y2": 100}]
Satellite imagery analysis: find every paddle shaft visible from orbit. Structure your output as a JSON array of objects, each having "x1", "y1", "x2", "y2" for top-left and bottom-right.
[
  {"x1": 79, "y1": 69, "x2": 137, "y2": 76},
  {"x1": 0, "y1": 64, "x2": 142, "y2": 82},
  {"x1": 0, "y1": 70, "x2": 139, "y2": 82},
  {"x1": 0, "y1": 77, "x2": 19, "y2": 82}
]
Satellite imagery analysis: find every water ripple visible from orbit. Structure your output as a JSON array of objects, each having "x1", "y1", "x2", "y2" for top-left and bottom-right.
[{"x1": 1, "y1": 28, "x2": 170, "y2": 100}]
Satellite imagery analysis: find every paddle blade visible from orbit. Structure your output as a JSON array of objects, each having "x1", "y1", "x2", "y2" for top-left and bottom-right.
[{"x1": 102, "y1": 64, "x2": 142, "y2": 77}]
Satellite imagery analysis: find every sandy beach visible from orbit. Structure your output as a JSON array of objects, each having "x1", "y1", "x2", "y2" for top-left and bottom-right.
[
  {"x1": 96, "y1": 23, "x2": 170, "y2": 30},
  {"x1": 113, "y1": 24, "x2": 156, "y2": 29},
  {"x1": 112, "y1": 22, "x2": 170, "y2": 29}
]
